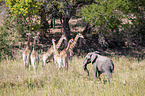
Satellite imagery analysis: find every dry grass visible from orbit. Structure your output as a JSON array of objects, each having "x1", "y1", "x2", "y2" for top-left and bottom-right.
[{"x1": 0, "y1": 55, "x2": 145, "y2": 96}]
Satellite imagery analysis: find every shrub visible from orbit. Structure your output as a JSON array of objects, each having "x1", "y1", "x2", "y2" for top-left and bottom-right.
[{"x1": 0, "y1": 16, "x2": 24, "y2": 60}]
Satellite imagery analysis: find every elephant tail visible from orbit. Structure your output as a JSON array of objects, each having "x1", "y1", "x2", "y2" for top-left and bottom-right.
[{"x1": 110, "y1": 60, "x2": 114, "y2": 73}]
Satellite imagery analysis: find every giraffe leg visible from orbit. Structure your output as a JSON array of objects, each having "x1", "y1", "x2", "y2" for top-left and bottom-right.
[
  {"x1": 62, "y1": 58, "x2": 66, "y2": 68},
  {"x1": 23, "y1": 58, "x2": 26, "y2": 68},
  {"x1": 57, "y1": 58, "x2": 61, "y2": 69},
  {"x1": 26, "y1": 55, "x2": 30, "y2": 68},
  {"x1": 31, "y1": 59, "x2": 35, "y2": 72},
  {"x1": 23, "y1": 55, "x2": 26, "y2": 68},
  {"x1": 65, "y1": 57, "x2": 68, "y2": 70},
  {"x1": 42, "y1": 56, "x2": 46, "y2": 67},
  {"x1": 36, "y1": 60, "x2": 39, "y2": 72}
]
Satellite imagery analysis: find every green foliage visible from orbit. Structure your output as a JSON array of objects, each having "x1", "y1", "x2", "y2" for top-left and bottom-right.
[
  {"x1": 47, "y1": 0, "x2": 75, "y2": 17},
  {"x1": 48, "y1": 0, "x2": 92, "y2": 18},
  {"x1": 0, "y1": 16, "x2": 23, "y2": 59},
  {"x1": 5, "y1": 0, "x2": 42, "y2": 17},
  {"x1": 80, "y1": 0, "x2": 145, "y2": 46},
  {"x1": 80, "y1": 0, "x2": 128, "y2": 32},
  {"x1": 5, "y1": 0, "x2": 43, "y2": 31}
]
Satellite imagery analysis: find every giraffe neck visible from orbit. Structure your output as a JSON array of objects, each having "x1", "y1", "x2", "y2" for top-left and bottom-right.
[
  {"x1": 33, "y1": 38, "x2": 37, "y2": 51},
  {"x1": 65, "y1": 40, "x2": 72, "y2": 52},
  {"x1": 69, "y1": 35, "x2": 79, "y2": 50},
  {"x1": 45, "y1": 35, "x2": 65, "y2": 53},
  {"x1": 26, "y1": 35, "x2": 30, "y2": 50},
  {"x1": 52, "y1": 40, "x2": 57, "y2": 54},
  {"x1": 74, "y1": 35, "x2": 79, "y2": 45},
  {"x1": 56, "y1": 36, "x2": 64, "y2": 49}
]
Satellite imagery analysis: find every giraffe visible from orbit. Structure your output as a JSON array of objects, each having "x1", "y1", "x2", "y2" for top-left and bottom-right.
[
  {"x1": 68, "y1": 33, "x2": 84, "y2": 60},
  {"x1": 30, "y1": 36, "x2": 39, "y2": 72},
  {"x1": 42, "y1": 34, "x2": 67, "y2": 66},
  {"x1": 22, "y1": 33, "x2": 31, "y2": 69},
  {"x1": 52, "y1": 38, "x2": 74, "y2": 69}
]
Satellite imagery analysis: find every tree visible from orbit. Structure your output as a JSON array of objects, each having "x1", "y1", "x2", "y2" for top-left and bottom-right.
[
  {"x1": 5, "y1": 0, "x2": 49, "y2": 37},
  {"x1": 126, "y1": 0, "x2": 145, "y2": 45},
  {"x1": 80, "y1": 0, "x2": 145, "y2": 47},
  {"x1": 5, "y1": 0, "x2": 95, "y2": 39},
  {"x1": 47, "y1": 0, "x2": 95, "y2": 40}
]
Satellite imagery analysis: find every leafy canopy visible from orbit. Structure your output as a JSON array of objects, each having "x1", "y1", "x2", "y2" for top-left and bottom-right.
[
  {"x1": 5, "y1": 0, "x2": 43, "y2": 31},
  {"x1": 5, "y1": 0, "x2": 42, "y2": 17},
  {"x1": 80, "y1": 0, "x2": 129, "y2": 32}
]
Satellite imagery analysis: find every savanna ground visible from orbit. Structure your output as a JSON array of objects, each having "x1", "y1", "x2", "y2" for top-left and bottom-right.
[
  {"x1": 0, "y1": 56, "x2": 145, "y2": 96},
  {"x1": 0, "y1": 12, "x2": 145, "y2": 96}
]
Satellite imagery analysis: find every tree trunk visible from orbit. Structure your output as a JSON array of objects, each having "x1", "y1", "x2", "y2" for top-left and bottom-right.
[
  {"x1": 40, "y1": 5, "x2": 49, "y2": 38},
  {"x1": 82, "y1": 23, "x2": 95, "y2": 35},
  {"x1": 51, "y1": 16, "x2": 53, "y2": 28},
  {"x1": 62, "y1": 17, "x2": 71, "y2": 40},
  {"x1": 50, "y1": 16, "x2": 56, "y2": 28}
]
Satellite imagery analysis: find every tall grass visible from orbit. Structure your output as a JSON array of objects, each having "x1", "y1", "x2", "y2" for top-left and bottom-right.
[{"x1": 0, "y1": 56, "x2": 145, "y2": 96}]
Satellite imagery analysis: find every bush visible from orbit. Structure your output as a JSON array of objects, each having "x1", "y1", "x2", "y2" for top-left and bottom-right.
[{"x1": 0, "y1": 16, "x2": 24, "y2": 60}]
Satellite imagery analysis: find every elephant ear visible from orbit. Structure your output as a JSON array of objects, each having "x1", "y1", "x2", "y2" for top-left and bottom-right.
[{"x1": 90, "y1": 53, "x2": 98, "y2": 64}]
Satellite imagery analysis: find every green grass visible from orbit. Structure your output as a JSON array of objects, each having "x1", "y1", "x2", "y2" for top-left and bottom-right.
[{"x1": 0, "y1": 56, "x2": 145, "y2": 96}]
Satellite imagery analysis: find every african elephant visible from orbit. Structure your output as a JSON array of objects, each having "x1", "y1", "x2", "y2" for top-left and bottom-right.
[{"x1": 83, "y1": 51, "x2": 114, "y2": 82}]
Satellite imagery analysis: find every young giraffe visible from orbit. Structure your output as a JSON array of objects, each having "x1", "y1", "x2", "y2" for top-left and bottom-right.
[
  {"x1": 22, "y1": 33, "x2": 31, "y2": 69},
  {"x1": 30, "y1": 36, "x2": 39, "y2": 72},
  {"x1": 68, "y1": 33, "x2": 84, "y2": 60},
  {"x1": 42, "y1": 34, "x2": 67, "y2": 66},
  {"x1": 52, "y1": 38, "x2": 74, "y2": 69}
]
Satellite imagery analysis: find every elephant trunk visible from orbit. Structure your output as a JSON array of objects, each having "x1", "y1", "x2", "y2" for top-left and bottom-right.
[{"x1": 83, "y1": 58, "x2": 90, "y2": 76}]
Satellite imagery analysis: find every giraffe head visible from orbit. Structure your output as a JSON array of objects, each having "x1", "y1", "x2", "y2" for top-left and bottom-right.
[
  {"x1": 33, "y1": 36, "x2": 39, "y2": 43},
  {"x1": 68, "y1": 38, "x2": 74, "y2": 44},
  {"x1": 26, "y1": 33, "x2": 31, "y2": 36},
  {"x1": 61, "y1": 34, "x2": 67, "y2": 40},
  {"x1": 77, "y1": 33, "x2": 84, "y2": 39},
  {"x1": 26, "y1": 33, "x2": 31, "y2": 40},
  {"x1": 52, "y1": 38, "x2": 56, "y2": 42}
]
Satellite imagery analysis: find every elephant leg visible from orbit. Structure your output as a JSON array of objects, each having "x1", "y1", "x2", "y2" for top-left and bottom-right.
[
  {"x1": 93, "y1": 65, "x2": 101, "y2": 81},
  {"x1": 96, "y1": 71, "x2": 101, "y2": 81},
  {"x1": 107, "y1": 73, "x2": 112, "y2": 83},
  {"x1": 93, "y1": 65, "x2": 98, "y2": 81}
]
